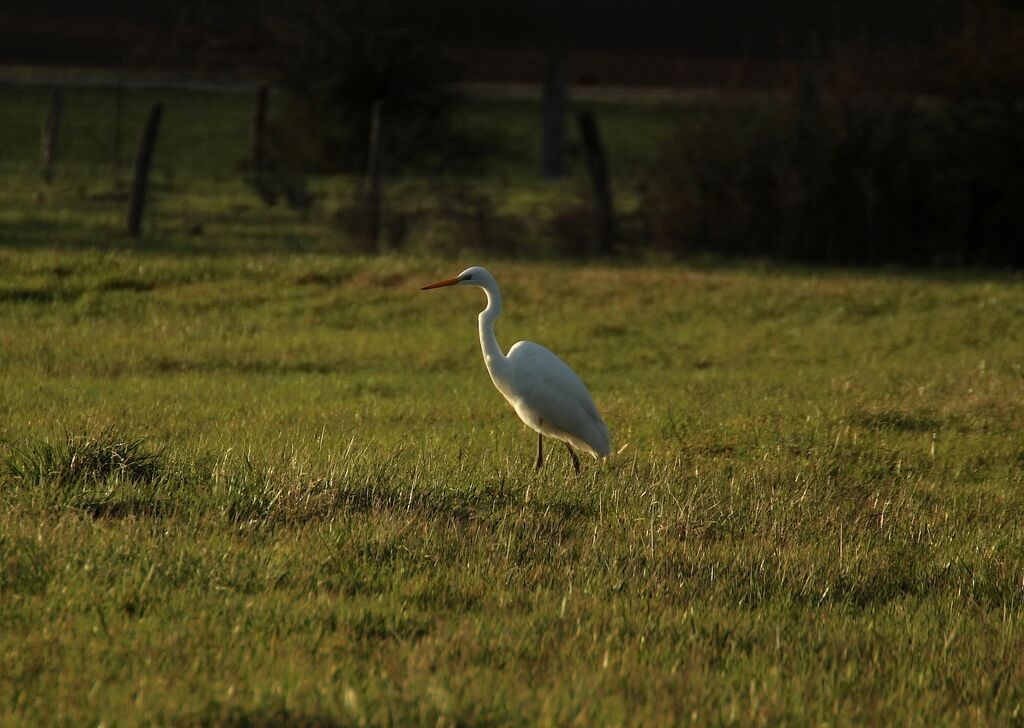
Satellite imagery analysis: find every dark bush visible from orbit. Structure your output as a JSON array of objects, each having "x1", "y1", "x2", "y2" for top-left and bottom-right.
[
  {"x1": 250, "y1": 0, "x2": 470, "y2": 174},
  {"x1": 647, "y1": 2, "x2": 1024, "y2": 268},
  {"x1": 646, "y1": 92, "x2": 1024, "y2": 267}
]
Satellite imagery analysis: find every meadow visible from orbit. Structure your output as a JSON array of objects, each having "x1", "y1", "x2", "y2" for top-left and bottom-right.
[{"x1": 1, "y1": 79, "x2": 1024, "y2": 725}]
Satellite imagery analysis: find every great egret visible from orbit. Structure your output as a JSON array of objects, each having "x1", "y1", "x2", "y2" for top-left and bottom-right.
[{"x1": 422, "y1": 266, "x2": 611, "y2": 473}]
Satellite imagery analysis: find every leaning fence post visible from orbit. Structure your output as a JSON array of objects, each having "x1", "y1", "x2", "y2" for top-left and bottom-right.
[
  {"x1": 366, "y1": 99, "x2": 385, "y2": 253},
  {"x1": 576, "y1": 109, "x2": 615, "y2": 255},
  {"x1": 250, "y1": 83, "x2": 269, "y2": 171},
  {"x1": 112, "y1": 83, "x2": 125, "y2": 176},
  {"x1": 541, "y1": 53, "x2": 567, "y2": 179},
  {"x1": 41, "y1": 89, "x2": 63, "y2": 183},
  {"x1": 127, "y1": 103, "x2": 164, "y2": 237}
]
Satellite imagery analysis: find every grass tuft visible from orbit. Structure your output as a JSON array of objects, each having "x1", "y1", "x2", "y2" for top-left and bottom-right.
[
  {"x1": 2, "y1": 429, "x2": 169, "y2": 519},
  {"x1": 4, "y1": 428, "x2": 164, "y2": 488}
]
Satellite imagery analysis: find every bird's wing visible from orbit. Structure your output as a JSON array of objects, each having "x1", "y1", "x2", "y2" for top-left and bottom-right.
[{"x1": 506, "y1": 341, "x2": 611, "y2": 457}]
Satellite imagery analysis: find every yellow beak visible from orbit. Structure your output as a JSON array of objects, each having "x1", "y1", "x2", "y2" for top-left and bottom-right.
[{"x1": 421, "y1": 276, "x2": 461, "y2": 290}]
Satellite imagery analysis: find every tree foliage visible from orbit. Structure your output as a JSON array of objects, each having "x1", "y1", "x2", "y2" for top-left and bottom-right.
[{"x1": 247, "y1": 0, "x2": 462, "y2": 173}]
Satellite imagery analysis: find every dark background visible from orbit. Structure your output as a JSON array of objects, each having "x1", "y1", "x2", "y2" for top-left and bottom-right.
[{"x1": 0, "y1": 1, "x2": 974, "y2": 74}]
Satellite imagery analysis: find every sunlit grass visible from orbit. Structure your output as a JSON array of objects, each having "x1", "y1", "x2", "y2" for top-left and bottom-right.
[
  {"x1": 1, "y1": 78, "x2": 1023, "y2": 725},
  {"x1": 1, "y1": 246, "x2": 1023, "y2": 724},
  {"x1": 0, "y1": 83, "x2": 700, "y2": 258}
]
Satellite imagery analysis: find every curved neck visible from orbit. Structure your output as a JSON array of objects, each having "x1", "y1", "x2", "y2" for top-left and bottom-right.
[{"x1": 478, "y1": 281, "x2": 508, "y2": 381}]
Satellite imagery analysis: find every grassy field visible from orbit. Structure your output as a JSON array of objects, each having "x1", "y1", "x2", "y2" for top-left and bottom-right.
[
  {"x1": 2, "y1": 249, "x2": 1024, "y2": 725},
  {"x1": 2, "y1": 80, "x2": 1024, "y2": 725},
  {"x1": 0, "y1": 79, "x2": 747, "y2": 258}
]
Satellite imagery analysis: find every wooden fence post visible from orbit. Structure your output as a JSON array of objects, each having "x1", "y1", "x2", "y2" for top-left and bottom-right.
[
  {"x1": 576, "y1": 109, "x2": 614, "y2": 255},
  {"x1": 41, "y1": 89, "x2": 63, "y2": 183},
  {"x1": 250, "y1": 83, "x2": 269, "y2": 171},
  {"x1": 541, "y1": 54, "x2": 567, "y2": 179},
  {"x1": 367, "y1": 99, "x2": 385, "y2": 253},
  {"x1": 127, "y1": 103, "x2": 164, "y2": 237},
  {"x1": 112, "y1": 83, "x2": 124, "y2": 176}
]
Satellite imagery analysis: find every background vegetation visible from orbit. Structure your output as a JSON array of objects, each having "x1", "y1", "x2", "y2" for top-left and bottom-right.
[
  {"x1": 647, "y1": 91, "x2": 1024, "y2": 266},
  {"x1": 0, "y1": 80, "x2": 680, "y2": 256},
  {"x1": 1, "y1": 80, "x2": 1023, "y2": 723},
  {"x1": 5, "y1": 0, "x2": 1024, "y2": 266}
]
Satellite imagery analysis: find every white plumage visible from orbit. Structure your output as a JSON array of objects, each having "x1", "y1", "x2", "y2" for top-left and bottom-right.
[{"x1": 423, "y1": 266, "x2": 611, "y2": 472}]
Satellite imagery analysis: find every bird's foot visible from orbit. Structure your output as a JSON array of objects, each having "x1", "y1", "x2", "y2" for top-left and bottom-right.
[{"x1": 565, "y1": 443, "x2": 581, "y2": 475}]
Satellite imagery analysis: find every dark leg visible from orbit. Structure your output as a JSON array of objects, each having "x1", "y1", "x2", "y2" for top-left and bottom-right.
[
  {"x1": 565, "y1": 443, "x2": 581, "y2": 475},
  {"x1": 535, "y1": 432, "x2": 544, "y2": 470}
]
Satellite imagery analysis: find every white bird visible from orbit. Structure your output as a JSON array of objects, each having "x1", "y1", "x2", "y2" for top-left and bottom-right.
[{"x1": 422, "y1": 266, "x2": 611, "y2": 473}]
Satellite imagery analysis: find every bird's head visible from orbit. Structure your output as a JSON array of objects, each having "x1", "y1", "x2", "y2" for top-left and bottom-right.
[{"x1": 421, "y1": 266, "x2": 494, "y2": 291}]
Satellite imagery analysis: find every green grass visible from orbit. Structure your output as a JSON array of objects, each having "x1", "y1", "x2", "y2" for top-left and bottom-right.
[
  {"x1": 1, "y1": 248, "x2": 1023, "y2": 725},
  {"x1": 0, "y1": 81, "x2": 747, "y2": 256},
  {"x1": 2, "y1": 79, "x2": 1024, "y2": 725}
]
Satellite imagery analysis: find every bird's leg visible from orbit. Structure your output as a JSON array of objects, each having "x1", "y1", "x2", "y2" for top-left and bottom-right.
[
  {"x1": 565, "y1": 443, "x2": 581, "y2": 475},
  {"x1": 535, "y1": 432, "x2": 544, "y2": 470}
]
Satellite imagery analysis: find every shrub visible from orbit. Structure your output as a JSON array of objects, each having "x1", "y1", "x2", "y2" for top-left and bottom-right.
[
  {"x1": 646, "y1": 92, "x2": 1024, "y2": 267},
  {"x1": 647, "y1": 4, "x2": 1024, "y2": 269},
  {"x1": 251, "y1": 0, "x2": 465, "y2": 174}
]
